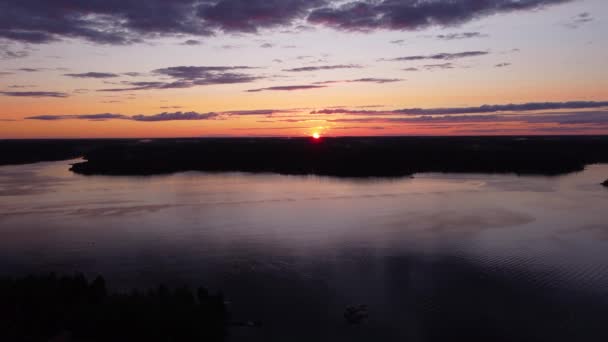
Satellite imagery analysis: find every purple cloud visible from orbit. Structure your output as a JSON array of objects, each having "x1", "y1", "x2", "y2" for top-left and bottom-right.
[
  {"x1": 0, "y1": 91, "x2": 68, "y2": 98},
  {"x1": 283, "y1": 64, "x2": 363, "y2": 72},
  {"x1": 314, "y1": 78, "x2": 403, "y2": 84},
  {"x1": 308, "y1": 0, "x2": 572, "y2": 31},
  {"x1": 0, "y1": 0, "x2": 573, "y2": 45},
  {"x1": 381, "y1": 51, "x2": 488, "y2": 62},
  {"x1": 246, "y1": 85, "x2": 326, "y2": 92},
  {"x1": 99, "y1": 65, "x2": 262, "y2": 92},
  {"x1": 435, "y1": 32, "x2": 487, "y2": 40},
  {"x1": 311, "y1": 101, "x2": 608, "y2": 116},
  {"x1": 64, "y1": 72, "x2": 121, "y2": 78}
]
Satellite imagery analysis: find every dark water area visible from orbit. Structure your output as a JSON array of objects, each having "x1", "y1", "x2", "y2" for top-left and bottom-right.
[{"x1": 1, "y1": 160, "x2": 608, "y2": 341}]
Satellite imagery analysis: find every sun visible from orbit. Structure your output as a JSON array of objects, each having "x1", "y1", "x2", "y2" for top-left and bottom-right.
[{"x1": 312, "y1": 132, "x2": 321, "y2": 139}]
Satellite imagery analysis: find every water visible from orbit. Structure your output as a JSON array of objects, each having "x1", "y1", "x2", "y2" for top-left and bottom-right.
[{"x1": 1, "y1": 159, "x2": 608, "y2": 341}]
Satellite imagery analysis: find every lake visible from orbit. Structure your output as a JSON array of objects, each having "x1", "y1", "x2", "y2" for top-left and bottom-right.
[{"x1": 1, "y1": 159, "x2": 608, "y2": 341}]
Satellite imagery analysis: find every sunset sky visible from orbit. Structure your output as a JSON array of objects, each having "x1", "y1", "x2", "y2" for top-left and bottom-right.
[{"x1": 1, "y1": 0, "x2": 607, "y2": 138}]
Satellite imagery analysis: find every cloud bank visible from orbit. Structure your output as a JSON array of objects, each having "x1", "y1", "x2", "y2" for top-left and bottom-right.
[{"x1": 0, "y1": 1, "x2": 573, "y2": 44}]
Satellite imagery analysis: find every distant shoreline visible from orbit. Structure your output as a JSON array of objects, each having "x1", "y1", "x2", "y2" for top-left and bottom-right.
[{"x1": 2, "y1": 136, "x2": 608, "y2": 178}]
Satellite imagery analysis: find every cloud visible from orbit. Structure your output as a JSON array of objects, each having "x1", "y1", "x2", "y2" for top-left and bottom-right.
[
  {"x1": 402, "y1": 67, "x2": 419, "y2": 72},
  {"x1": 0, "y1": 91, "x2": 68, "y2": 98},
  {"x1": 390, "y1": 39, "x2": 405, "y2": 44},
  {"x1": 181, "y1": 39, "x2": 203, "y2": 46},
  {"x1": 153, "y1": 65, "x2": 257, "y2": 79},
  {"x1": 0, "y1": 0, "x2": 573, "y2": 45},
  {"x1": 24, "y1": 108, "x2": 301, "y2": 122},
  {"x1": 26, "y1": 113, "x2": 128, "y2": 121},
  {"x1": 331, "y1": 126, "x2": 385, "y2": 130},
  {"x1": 495, "y1": 62, "x2": 511, "y2": 68},
  {"x1": 318, "y1": 111, "x2": 608, "y2": 127},
  {"x1": 64, "y1": 72, "x2": 121, "y2": 78},
  {"x1": 99, "y1": 65, "x2": 262, "y2": 91},
  {"x1": 423, "y1": 63, "x2": 455, "y2": 70},
  {"x1": 564, "y1": 12, "x2": 593, "y2": 29},
  {"x1": 26, "y1": 112, "x2": 218, "y2": 122},
  {"x1": 197, "y1": 0, "x2": 326, "y2": 33},
  {"x1": 308, "y1": 0, "x2": 572, "y2": 31},
  {"x1": 0, "y1": 44, "x2": 29, "y2": 59},
  {"x1": 223, "y1": 109, "x2": 299, "y2": 115},
  {"x1": 314, "y1": 78, "x2": 403, "y2": 84},
  {"x1": 283, "y1": 64, "x2": 363, "y2": 72},
  {"x1": 380, "y1": 51, "x2": 488, "y2": 62},
  {"x1": 260, "y1": 43, "x2": 274, "y2": 48},
  {"x1": 246, "y1": 85, "x2": 326, "y2": 92},
  {"x1": 435, "y1": 32, "x2": 487, "y2": 40},
  {"x1": 17, "y1": 68, "x2": 43, "y2": 72},
  {"x1": 131, "y1": 112, "x2": 219, "y2": 122},
  {"x1": 311, "y1": 101, "x2": 608, "y2": 116}
]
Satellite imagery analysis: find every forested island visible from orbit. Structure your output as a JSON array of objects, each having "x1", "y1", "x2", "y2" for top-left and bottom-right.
[{"x1": 2, "y1": 136, "x2": 608, "y2": 178}]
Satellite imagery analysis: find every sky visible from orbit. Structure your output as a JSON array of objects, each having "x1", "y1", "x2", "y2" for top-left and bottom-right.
[{"x1": 0, "y1": 0, "x2": 607, "y2": 138}]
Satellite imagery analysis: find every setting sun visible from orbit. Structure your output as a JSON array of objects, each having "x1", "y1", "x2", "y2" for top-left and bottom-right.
[{"x1": 312, "y1": 132, "x2": 321, "y2": 139}]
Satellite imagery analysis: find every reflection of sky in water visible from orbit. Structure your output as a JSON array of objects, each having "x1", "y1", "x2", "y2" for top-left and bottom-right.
[{"x1": 1, "y1": 160, "x2": 608, "y2": 340}]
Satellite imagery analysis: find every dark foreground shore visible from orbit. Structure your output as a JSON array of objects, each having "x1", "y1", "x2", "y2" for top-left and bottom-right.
[
  {"x1": 0, "y1": 274, "x2": 226, "y2": 342},
  {"x1": 2, "y1": 136, "x2": 608, "y2": 177}
]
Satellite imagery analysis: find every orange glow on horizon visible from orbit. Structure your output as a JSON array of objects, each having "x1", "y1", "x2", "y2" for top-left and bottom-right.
[{"x1": 312, "y1": 132, "x2": 321, "y2": 139}]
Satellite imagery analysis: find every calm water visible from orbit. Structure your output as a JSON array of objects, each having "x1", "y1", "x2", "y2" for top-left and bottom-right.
[{"x1": 1, "y1": 160, "x2": 608, "y2": 341}]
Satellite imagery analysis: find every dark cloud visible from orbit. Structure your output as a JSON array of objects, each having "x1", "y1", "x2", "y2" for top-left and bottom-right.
[
  {"x1": 0, "y1": 0, "x2": 572, "y2": 45},
  {"x1": 380, "y1": 51, "x2": 488, "y2": 62},
  {"x1": 0, "y1": 91, "x2": 68, "y2": 98},
  {"x1": 311, "y1": 101, "x2": 608, "y2": 116},
  {"x1": 495, "y1": 62, "x2": 511, "y2": 68},
  {"x1": 246, "y1": 85, "x2": 326, "y2": 92},
  {"x1": 26, "y1": 112, "x2": 218, "y2": 122},
  {"x1": 7, "y1": 85, "x2": 35, "y2": 88},
  {"x1": 99, "y1": 65, "x2": 261, "y2": 91},
  {"x1": 283, "y1": 64, "x2": 363, "y2": 72},
  {"x1": 131, "y1": 112, "x2": 219, "y2": 122},
  {"x1": 26, "y1": 114, "x2": 127, "y2": 121},
  {"x1": 154, "y1": 65, "x2": 257, "y2": 79},
  {"x1": 17, "y1": 68, "x2": 43, "y2": 72},
  {"x1": 435, "y1": 32, "x2": 487, "y2": 40},
  {"x1": 0, "y1": 44, "x2": 28, "y2": 59},
  {"x1": 123, "y1": 72, "x2": 145, "y2": 77},
  {"x1": 331, "y1": 126, "x2": 385, "y2": 130},
  {"x1": 402, "y1": 67, "x2": 419, "y2": 72},
  {"x1": 308, "y1": 0, "x2": 572, "y2": 31},
  {"x1": 320, "y1": 111, "x2": 608, "y2": 128},
  {"x1": 197, "y1": 0, "x2": 326, "y2": 33},
  {"x1": 564, "y1": 12, "x2": 593, "y2": 29},
  {"x1": 423, "y1": 63, "x2": 455, "y2": 70},
  {"x1": 181, "y1": 39, "x2": 203, "y2": 46},
  {"x1": 219, "y1": 44, "x2": 242, "y2": 49},
  {"x1": 223, "y1": 109, "x2": 299, "y2": 115},
  {"x1": 25, "y1": 109, "x2": 301, "y2": 122},
  {"x1": 314, "y1": 78, "x2": 403, "y2": 84},
  {"x1": 64, "y1": 72, "x2": 121, "y2": 79}
]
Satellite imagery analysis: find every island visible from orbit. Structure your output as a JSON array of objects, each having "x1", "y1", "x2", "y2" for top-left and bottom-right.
[{"x1": 3, "y1": 136, "x2": 608, "y2": 178}]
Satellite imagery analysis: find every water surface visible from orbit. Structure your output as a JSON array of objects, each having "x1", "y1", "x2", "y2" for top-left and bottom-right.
[{"x1": 1, "y1": 160, "x2": 608, "y2": 341}]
